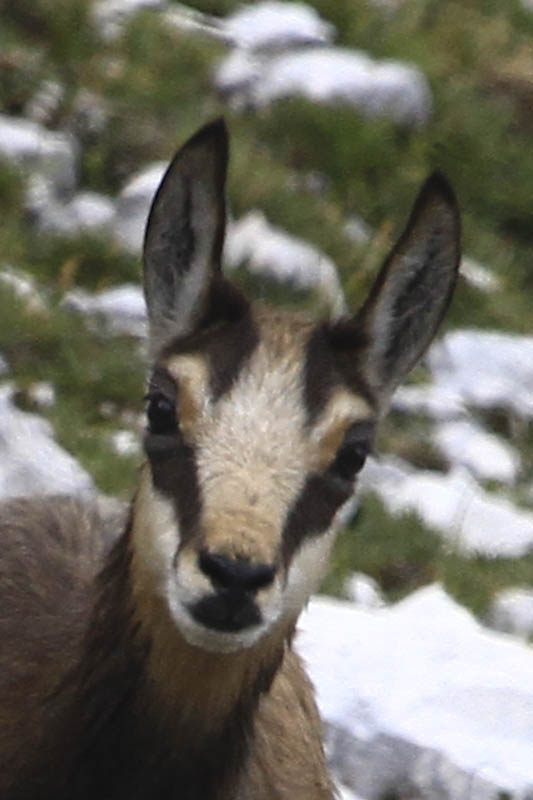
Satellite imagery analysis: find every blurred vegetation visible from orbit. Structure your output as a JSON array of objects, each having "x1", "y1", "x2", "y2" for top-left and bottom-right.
[{"x1": 0, "y1": 0, "x2": 532, "y2": 615}]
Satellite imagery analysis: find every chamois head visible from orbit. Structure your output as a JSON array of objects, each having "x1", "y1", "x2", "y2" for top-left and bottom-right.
[{"x1": 135, "y1": 120, "x2": 460, "y2": 654}]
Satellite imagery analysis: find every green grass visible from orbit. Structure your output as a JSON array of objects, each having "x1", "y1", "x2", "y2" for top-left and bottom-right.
[
  {"x1": 25, "y1": 232, "x2": 140, "y2": 290},
  {"x1": 81, "y1": 15, "x2": 226, "y2": 193}
]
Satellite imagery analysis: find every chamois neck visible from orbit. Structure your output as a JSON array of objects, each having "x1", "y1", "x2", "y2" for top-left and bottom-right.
[
  {"x1": 60, "y1": 508, "x2": 292, "y2": 799},
  {"x1": 134, "y1": 589, "x2": 288, "y2": 735},
  {"x1": 50, "y1": 512, "x2": 284, "y2": 800},
  {"x1": 126, "y1": 491, "x2": 291, "y2": 736}
]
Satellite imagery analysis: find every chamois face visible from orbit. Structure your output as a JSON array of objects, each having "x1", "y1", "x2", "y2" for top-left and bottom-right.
[
  {"x1": 135, "y1": 119, "x2": 460, "y2": 654},
  {"x1": 137, "y1": 308, "x2": 375, "y2": 652}
]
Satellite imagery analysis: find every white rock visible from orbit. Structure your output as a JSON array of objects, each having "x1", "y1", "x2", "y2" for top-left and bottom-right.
[
  {"x1": 164, "y1": 4, "x2": 230, "y2": 42},
  {"x1": 487, "y1": 588, "x2": 533, "y2": 640},
  {"x1": 25, "y1": 80, "x2": 64, "y2": 126},
  {"x1": 110, "y1": 429, "x2": 141, "y2": 457},
  {"x1": 433, "y1": 419, "x2": 520, "y2": 484},
  {"x1": 299, "y1": 586, "x2": 533, "y2": 799},
  {"x1": 217, "y1": 47, "x2": 432, "y2": 126},
  {"x1": 345, "y1": 573, "x2": 385, "y2": 608},
  {"x1": 0, "y1": 266, "x2": 47, "y2": 314},
  {"x1": 70, "y1": 89, "x2": 110, "y2": 138},
  {"x1": 224, "y1": 2, "x2": 334, "y2": 50},
  {"x1": 343, "y1": 215, "x2": 372, "y2": 245},
  {"x1": 367, "y1": 461, "x2": 533, "y2": 558},
  {"x1": 67, "y1": 192, "x2": 115, "y2": 232},
  {"x1": 358, "y1": 453, "x2": 415, "y2": 497},
  {"x1": 336, "y1": 783, "x2": 364, "y2": 800},
  {"x1": 0, "y1": 113, "x2": 77, "y2": 193},
  {"x1": 63, "y1": 284, "x2": 147, "y2": 337},
  {"x1": 392, "y1": 383, "x2": 466, "y2": 420},
  {"x1": 225, "y1": 210, "x2": 346, "y2": 317},
  {"x1": 27, "y1": 177, "x2": 115, "y2": 235},
  {"x1": 113, "y1": 162, "x2": 166, "y2": 253},
  {"x1": 460, "y1": 256, "x2": 501, "y2": 293},
  {"x1": 92, "y1": 0, "x2": 166, "y2": 39},
  {"x1": 428, "y1": 329, "x2": 533, "y2": 420},
  {"x1": 27, "y1": 381, "x2": 56, "y2": 409},
  {"x1": 0, "y1": 385, "x2": 93, "y2": 499},
  {"x1": 216, "y1": 49, "x2": 262, "y2": 100}
]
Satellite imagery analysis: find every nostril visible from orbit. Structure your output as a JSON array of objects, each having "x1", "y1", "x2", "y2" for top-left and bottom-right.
[{"x1": 198, "y1": 551, "x2": 275, "y2": 593}]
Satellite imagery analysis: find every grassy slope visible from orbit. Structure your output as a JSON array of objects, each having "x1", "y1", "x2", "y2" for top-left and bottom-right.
[{"x1": 0, "y1": 0, "x2": 532, "y2": 614}]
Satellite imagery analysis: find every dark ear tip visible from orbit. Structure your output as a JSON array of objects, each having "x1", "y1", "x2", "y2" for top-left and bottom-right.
[
  {"x1": 420, "y1": 170, "x2": 458, "y2": 210},
  {"x1": 184, "y1": 117, "x2": 228, "y2": 157}
]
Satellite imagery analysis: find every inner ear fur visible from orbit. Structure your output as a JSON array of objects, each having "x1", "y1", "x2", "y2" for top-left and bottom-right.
[
  {"x1": 351, "y1": 172, "x2": 461, "y2": 401},
  {"x1": 143, "y1": 118, "x2": 231, "y2": 352}
]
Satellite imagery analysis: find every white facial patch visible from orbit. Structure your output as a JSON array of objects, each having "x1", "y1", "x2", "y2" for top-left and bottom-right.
[
  {"x1": 283, "y1": 491, "x2": 354, "y2": 618},
  {"x1": 194, "y1": 337, "x2": 310, "y2": 536},
  {"x1": 165, "y1": 574, "x2": 284, "y2": 654},
  {"x1": 131, "y1": 470, "x2": 182, "y2": 589},
  {"x1": 311, "y1": 389, "x2": 372, "y2": 444}
]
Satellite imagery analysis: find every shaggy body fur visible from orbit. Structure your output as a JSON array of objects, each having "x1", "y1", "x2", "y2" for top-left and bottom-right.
[{"x1": 0, "y1": 496, "x2": 332, "y2": 800}]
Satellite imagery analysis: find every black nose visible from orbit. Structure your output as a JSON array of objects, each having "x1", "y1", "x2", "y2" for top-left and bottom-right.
[{"x1": 199, "y1": 551, "x2": 275, "y2": 593}]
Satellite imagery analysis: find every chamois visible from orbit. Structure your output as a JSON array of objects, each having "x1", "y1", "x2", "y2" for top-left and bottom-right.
[{"x1": 0, "y1": 119, "x2": 460, "y2": 800}]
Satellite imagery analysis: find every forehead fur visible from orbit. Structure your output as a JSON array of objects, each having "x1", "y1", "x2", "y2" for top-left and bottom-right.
[
  {"x1": 162, "y1": 305, "x2": 373, "y2": 426},
  {"x1": 192, "y1": 309, "x2": 316, "y2": 511},
  {"x1": 162, "y1": 307, "x2": 373, "y2": 503}
]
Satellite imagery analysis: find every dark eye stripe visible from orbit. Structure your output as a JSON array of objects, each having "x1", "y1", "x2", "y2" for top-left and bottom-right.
[
  {"x1": 146, "y1": 392, "x2": 177, "y2": 435},
  {"x1": 303, "y1": 323, "x2": 377, "y2": 426},
  {"x1": 281, "y1": 473, "x2": 354, "y2": 567},
  {"x1": 147, "y1": 365, "x2": 178, "y2": 403},
  {"x1": 145, "y1": 435, "x2": 202, "y2": 548},
  {"x1": 328, "y1": 420, "x2": 375, "y2": 482},
  {"x1": 160, "y1": 281, "x2": 259, "y2": 403},
  {"x1": 144, "y1": 365, "x2": 202, "y2": 545},
  {"x1": 281, "y1": 421, "x2": 375, "y2": 564}
]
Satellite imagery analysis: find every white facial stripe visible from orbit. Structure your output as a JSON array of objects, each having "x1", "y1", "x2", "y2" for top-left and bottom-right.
[
  {"x1": 165, "y1": 354, "x2": 211, "y2": 433},
  {"x1": 194, "y1": 338, "x2": 310, "y2": 559},
  {"x1": 311, "y1": 389, "x2": 373, "y2": 444},
  {"x1": 166, "y1": 353, "x2": 209, "y2": 392},
  {"x1": 131, "y1": 470, "x2": 182, "y2": 587},
  {"x1": 309, "y1": 389, "x2": 374, "y2": 472}
]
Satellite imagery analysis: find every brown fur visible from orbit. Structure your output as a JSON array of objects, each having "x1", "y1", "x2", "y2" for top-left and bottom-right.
[
  {"x1": 0, "y1": 496, "x2": 116, "y2": 796},
  {"x1": 0, "y1": 495, "x2": 334, "y2": 799}
]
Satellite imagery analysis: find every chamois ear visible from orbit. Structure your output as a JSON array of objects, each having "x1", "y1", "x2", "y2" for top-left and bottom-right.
[
  {"x1": 353, "y1": 172, "x2": 460, "y2": 402},
  {"x1": 143, "y1": 118, "x2": 228, "y2": 348}
]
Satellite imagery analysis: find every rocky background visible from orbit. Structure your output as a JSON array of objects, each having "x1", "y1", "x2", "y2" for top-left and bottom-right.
[{"x1": 0, "y1": 1, "x2": 532, "y2": 798}]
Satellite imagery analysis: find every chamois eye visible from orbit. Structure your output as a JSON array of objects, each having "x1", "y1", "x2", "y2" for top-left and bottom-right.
[
  {"x1": 146, "y1": 392, "x2": 177, "y2": 435},
  {"x1": 328, "y1": 425, "x2": 373, "y2": 483}
]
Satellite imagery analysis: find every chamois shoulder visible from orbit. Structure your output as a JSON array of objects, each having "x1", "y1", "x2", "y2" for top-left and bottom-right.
[
  {"x1": 0, "y1": 494, "x2": 127, "y2": 677},
  {"x1": 0, "y1": 494, "x2": 124, "y2": 583},
  {"x1": 0, "y1": 493, "x2": 125, "y2": 648},
  {"x1": 0, "y1": 494, "x2": 127, "y2": 797}
]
